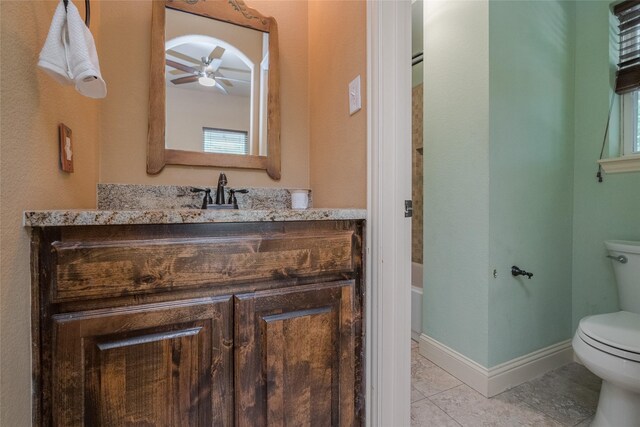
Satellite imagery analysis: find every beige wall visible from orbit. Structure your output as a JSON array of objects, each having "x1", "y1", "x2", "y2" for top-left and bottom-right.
[
  {"x1": 166, "y1": 86, "x2": 251, "y2": 152},
  {"x1": 0, "y1": 2, "x2": 101, "y2": 424},
  {"x1": 99, "y1": 0, "x2": 367, "y2": 199},
  {"x1": 98, "y1": 0, "x2": 310, "y2": 189},
  {"x1": 308, "y1": 0, "x2": 367, "y2": 208},
  {"x1": 0, "y1": 2, "x2": 366, "y2": 423}
]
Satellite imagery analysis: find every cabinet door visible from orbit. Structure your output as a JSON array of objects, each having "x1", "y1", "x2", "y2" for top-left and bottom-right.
[
  {"x1": 51, "y1": 297, "x2": 233, "y2": 427},
  {"x1": 235, "y1": 281, "x2": 358, "y2": 427}
]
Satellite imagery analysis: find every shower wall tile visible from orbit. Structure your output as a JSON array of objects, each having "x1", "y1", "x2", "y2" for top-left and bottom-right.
[{"x1": 412, "y1": 84, "x2": 424, "y2": 265}]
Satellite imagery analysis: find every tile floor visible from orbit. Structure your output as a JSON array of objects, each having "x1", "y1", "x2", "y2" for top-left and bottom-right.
[{"x1": 411, "y1": 340, "x2": 601, "y2": 426}]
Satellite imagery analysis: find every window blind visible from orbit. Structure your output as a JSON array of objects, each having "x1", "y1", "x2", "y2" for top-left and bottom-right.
[
  {"x1": 203, "y1": 128, "x2": 249, "y2": 155},
  {"x1": 615, "y1": 1, "x2": 640, "y2": 94}
]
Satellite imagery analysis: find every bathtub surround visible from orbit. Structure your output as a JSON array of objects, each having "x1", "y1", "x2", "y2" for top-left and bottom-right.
[
  {"x1": 412, "y1": 84, "x2": 424, "y2": 265},
  {"x1": 411, "y1": 283, "x2": 423, "y2": 340},
  {"x1": 97, "y1": 183, "x2": 312, "y2": 210},
  {"x1": 412, "y1": 261, "x2": 423, "y2": 341}
]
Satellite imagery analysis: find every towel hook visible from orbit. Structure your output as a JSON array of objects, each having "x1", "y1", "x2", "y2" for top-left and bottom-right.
[
  {"x1": 62, "y1": 0, "x2": 91, "y2": 28},
  {"x1": 84, "y1": 0, "x2": 90, "y2": 27}
]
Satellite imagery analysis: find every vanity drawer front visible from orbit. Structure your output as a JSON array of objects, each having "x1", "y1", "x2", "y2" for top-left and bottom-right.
[{"x1": 51, "y1": 231, "x2": 355, "y2": 301}]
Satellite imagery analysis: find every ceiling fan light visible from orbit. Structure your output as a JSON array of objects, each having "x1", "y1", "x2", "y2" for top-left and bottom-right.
[{"x1": 198, "y1": 75, "x2": 216, "y2": 87}]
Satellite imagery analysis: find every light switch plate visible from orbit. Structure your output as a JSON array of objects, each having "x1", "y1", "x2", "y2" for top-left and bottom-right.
[
  {"x1": 349, "y1": 75, "x2": 361, "y2": 115},
  {"x1": 58, "y1": 123, "x2": 74, "y2": 173}
]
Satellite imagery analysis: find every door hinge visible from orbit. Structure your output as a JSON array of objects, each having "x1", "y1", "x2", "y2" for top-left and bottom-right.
[{"x1": 404, "y1": 200, "x2": 413, "y2": 218}]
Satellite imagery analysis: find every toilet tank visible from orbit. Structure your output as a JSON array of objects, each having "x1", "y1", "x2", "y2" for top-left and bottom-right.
[{"x1": 605, "y1": 240, "x2": 640, "y2": 313}]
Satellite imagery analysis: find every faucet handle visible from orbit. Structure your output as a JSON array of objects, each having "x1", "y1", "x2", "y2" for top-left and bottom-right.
[
  {"x1": 227, "y1": 189, "x2": 248, "y2": 209},
  {"x1": 190, "y1": 187, "x2": 212, "y2": 209}
]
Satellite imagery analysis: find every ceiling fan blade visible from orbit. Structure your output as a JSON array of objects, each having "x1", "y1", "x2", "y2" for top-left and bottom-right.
[
  {"x1": 208, "y1": 46, "x2": 225, "y2": 61},
  {"x1": 218, "y1": 66, "x2": 251, "y2": 74},
  {"x1": 213, "y1": 71, "x2": 248, "y2": 84},
  {"x1": 166, "y1": 59, "x2": 198, "y2": 75},
  {"x1": 169, "y1": 69, "x2": 188, "y2": 75},
  {"x1": 219, "y1": 77, "x2": 249, "y2": 84},
  {"x1": 217, "y1": 78, "x2": 234, "y2": 87},
  {"x1": 209, "y1": 58, "x2": 223, "y2": 72},
  {"x1": 171, "y1": 75, "x2": 199, "y2": 85},
  {"x1": 215, "y1": 81, "x2": 229, "y2": 95},
  {"x1": 166, "y1": 49, "x2": 201, "y2": 65}
]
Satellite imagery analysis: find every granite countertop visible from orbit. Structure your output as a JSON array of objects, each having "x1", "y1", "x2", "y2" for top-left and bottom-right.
[{"x1": 23, "y1": 208, "x2": 367, "y2": 227}]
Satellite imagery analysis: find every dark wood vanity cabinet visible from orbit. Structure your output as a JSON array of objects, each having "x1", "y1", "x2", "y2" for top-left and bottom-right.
[
  {"x1": 235, "y1": 281, "x2": 357, "y2": 426},
  {"x1": 51, "y1": 297, "x2": 234, "y2": 426},
  {"x1": 31, "y1": 220, "x2": 364, "y2": 426}
]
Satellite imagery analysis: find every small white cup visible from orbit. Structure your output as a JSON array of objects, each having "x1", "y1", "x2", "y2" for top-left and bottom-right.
[{"x1": 290, "y1": 189, "x2": 310, "y2": 209}]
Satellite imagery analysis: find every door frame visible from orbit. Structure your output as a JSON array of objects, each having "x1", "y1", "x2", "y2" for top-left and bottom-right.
[{"x1": 366, "y1": 0, "x2": 413, "y2": 425}]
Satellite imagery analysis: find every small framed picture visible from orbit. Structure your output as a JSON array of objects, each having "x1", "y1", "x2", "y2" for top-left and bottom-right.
[{"x1": 58, "y1": 123, "x2": 73, "y2": 173}]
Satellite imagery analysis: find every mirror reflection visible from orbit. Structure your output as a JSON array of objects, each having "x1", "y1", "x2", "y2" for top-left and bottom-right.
[{"x1": 165, "y1": 8, "x2": 269, "y2": 156}]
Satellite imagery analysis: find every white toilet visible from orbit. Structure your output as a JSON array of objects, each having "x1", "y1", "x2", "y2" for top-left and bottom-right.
[{"x1": 573, "y1": 240, "x2": 640, "y2": 427}]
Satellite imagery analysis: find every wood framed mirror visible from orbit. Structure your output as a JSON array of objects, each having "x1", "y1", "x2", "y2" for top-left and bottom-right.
[{"x1": 147, "y1": 0, "x2": 281, "y2": 180}]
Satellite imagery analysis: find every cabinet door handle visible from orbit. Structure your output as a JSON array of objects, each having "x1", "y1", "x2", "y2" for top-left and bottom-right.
[{"x1": 97, "y1": 327, "x2": 202, "y2": 350}]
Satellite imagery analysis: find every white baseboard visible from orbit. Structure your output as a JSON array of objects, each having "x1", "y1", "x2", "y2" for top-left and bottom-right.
[
  {"x1": 486, "y1": 339, "x2": 574, "y2": 397},
  {"x1": 418, "y1": 334, "x2": 490, "y2": 395},
  {"x1": 418, "y1": 334, "x2": 574, "y2": 397}
]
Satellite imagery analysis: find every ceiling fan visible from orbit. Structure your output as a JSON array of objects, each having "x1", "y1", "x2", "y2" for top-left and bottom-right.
[{"x1": 166, "y1": 46, "x2": 249, "y2": 89}]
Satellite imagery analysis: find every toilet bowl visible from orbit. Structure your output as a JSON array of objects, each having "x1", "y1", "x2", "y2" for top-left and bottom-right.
[
  {"x1": 573, "y1": 312, "x2": 640, "y2": 426},
  {"x1": 572, "y1": 240, "x2": 640, "y2": 427}
]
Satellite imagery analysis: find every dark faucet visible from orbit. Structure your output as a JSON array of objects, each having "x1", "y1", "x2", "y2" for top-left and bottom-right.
[
  {"x1": 192, "y1": 173, "x2": 248, "y2": 209},
  {"x1": 215, "y1": 173, "x2": 227, "y2": 205}
]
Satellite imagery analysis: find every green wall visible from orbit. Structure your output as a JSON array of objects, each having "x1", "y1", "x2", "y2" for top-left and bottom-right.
[
  {"x1": 487, "y1": 0, "x2": 576, "y2": 366},
  {"x1": 424, "y1": 0, "x2": 638, "y2": 369},
  {"x1": 571, "y1": 1, "x2": 640, "y2": 331},
  {"x1": 423, "y1": 0, "x2": 490, "y2": 366}
]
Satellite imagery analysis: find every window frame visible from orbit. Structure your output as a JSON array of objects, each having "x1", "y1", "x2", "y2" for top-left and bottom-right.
[
  {"x1": 598, "y1": 92, "x2": 640, "y2": 174},
  {"x1": 621, "y1": 91, "x2": 640, "y2": 156}
]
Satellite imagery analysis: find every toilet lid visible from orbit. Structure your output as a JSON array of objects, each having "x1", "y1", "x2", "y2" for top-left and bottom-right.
[{"x1": 579, "y1": 311, "x2": 640, "y2": 360}]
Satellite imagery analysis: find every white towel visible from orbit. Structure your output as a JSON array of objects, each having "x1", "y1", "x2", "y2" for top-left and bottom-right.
[
  {"x1": 65, "y1": 1, "x2": 106, "y2": 98},
  {"x1": 37, "y1": 1, "x2": 72, "y2": 85},
  {"x1": 38, "y1": 0, "x2": 107, "y2": 99}
]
